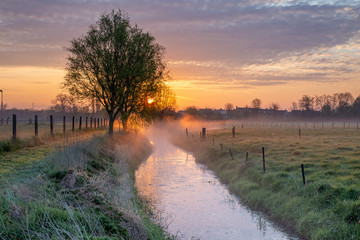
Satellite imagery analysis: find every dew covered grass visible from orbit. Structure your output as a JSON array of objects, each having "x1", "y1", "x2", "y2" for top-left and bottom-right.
[
  {"x1": 173, "y1": 126, "x2": 360, "y2": 239},
  {"x1": 0, "y1": 132, "x2": 173, "y2": 240}
]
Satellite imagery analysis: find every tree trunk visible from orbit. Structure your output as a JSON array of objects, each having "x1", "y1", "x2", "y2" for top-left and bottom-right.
[
  {"x1": 108, "y1": 115, "x2": 115, "y2": 136},
  {"x1": 122, "y1": 118, "x2": 128, "y2": 132}
]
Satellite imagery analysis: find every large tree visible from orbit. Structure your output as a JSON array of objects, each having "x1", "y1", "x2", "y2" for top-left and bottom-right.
[{"x1": 63, "y1": 10, "x2": 167, "y2": 135}]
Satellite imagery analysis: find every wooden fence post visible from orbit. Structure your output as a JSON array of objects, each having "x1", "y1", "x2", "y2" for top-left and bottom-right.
[
  {"x1": 72, "y1": 116, "x2": 75, "y2": 132},
  {"x1": 50, "y1": 115, "x2": 54, "y2": 135},
  {"x1": 229, "y1": 149, "x2": 234, "y2": 160},
  {"x1": 232, "y1": 126, "x2": 235, "y2": 138},
  {"x1": 202, "y1": 128, "x2": 206, "y2": 140},
  {"x1": 12, "y1": 114, "x2": 16, "y2": 139},
  {"x1": 90, "y1": 117, "x2": 92, "y2": 128},
  {"x1": 97, "y1": 118, "x2": 99, "y2": 128},
  {"x1": 79, "y1": 116, "x2": 82, "y2": 130},
  {"x1": 262, "y1": 146, "x2": 266, "y2": 173},
  {"x1": 63, "y1": 116, "x2": 66, "y2": 134},
  {"x1": 246, "y1": 151, "x2": 248, "y2": 162},
  {"x1": 186, "y1": 128, "x2": 188, "y2": 137},
  {"x1": 86, "y1": 117, "x2": 88, "y2": 129},
  {"x1": 220, "y1": 143, "x2": 223, "y2": 150},
  {"x1": 301, "y1": 164, "x2": 306, "y2": 185},
  {"x1": 299, "y1": 128, "x2": 301, "y2": 139},
  {"x1": 35, "y1": 115, "x2": 38, "y2": 136}
]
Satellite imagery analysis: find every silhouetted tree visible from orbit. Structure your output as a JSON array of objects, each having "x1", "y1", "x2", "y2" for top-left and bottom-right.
[
  {"x1": 335, "y1": 92, "x2": 354, "y2": 115},
  {"x1": 298, "y1": 95, "x2": 314, "y2": 111},
  {"x1": 63, "y1": 10, "x2": 168, "y2": 135},
  {"x1": 270, "y1": 103, "x2": 280, "y2": 110},
  {"x1": 251, "y1": 98, "x2": 262, "y2": 109},
  {"x1": 352, "y1": 95, "x2": 360, "y2": 116}
]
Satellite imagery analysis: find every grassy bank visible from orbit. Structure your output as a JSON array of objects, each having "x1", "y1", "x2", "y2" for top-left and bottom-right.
[
  {"x1": 0, "y1": 133, "x2": 172, "y2": 239},
  {"x1": 172, "y1": 127, "x2": 360, "y2": 239}
]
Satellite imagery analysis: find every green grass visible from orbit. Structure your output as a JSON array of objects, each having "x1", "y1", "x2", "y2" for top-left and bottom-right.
[
  {"x1": 0, "y1": 133, "x2": 173, "y2": 240},
  {"x1": 172, "y1": 126, "x2": 360, "y2": 239}
]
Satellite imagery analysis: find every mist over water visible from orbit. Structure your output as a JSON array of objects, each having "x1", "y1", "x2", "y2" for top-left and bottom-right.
[{"x1": 135, "y1": 126, "x2": 298, "y2": 240}]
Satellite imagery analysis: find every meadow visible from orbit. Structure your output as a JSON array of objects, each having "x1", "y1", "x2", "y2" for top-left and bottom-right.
[{"x1": 172, "y1": 123, "x2": 360, "y2": 239}]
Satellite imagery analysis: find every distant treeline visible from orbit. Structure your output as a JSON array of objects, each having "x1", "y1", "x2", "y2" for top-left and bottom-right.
[{"x1": 180, "y1": 92, "x2": 360, "y2": 120}]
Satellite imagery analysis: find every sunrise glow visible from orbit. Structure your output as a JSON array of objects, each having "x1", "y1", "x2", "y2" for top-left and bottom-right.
[{"x1": 0, "y1": 1, "x2": 359, "y2": 110}]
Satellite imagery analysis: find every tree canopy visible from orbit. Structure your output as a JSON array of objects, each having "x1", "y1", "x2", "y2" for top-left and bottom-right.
[{"x1": 63, "y1": 9, "x2": 169, "y2": 134}]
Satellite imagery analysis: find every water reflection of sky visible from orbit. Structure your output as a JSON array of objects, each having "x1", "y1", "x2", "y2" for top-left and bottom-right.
[{"x1": 135, "y1": 138, "x2": 298, "y2": 240}]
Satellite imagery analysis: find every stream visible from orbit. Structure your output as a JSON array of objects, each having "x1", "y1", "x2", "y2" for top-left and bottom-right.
[{"x1": 135, "y1": 136, "x2": 299, "y2": 240}]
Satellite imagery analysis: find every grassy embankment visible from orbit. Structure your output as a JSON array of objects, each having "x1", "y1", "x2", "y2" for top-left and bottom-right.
[
  {"x1": 0, "y1": 132, "x2": 172, "y2": 239},
  {"x1": 172, "y1": 126, "x2": 360, "y2": 239}
]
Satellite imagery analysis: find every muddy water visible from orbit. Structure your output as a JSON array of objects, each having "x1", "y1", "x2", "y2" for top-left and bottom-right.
[{"x1": 135, "y1": 137, "x2": 298, "y2": 240}]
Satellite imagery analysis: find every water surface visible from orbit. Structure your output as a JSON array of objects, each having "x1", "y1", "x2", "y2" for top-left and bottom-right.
[{"x1": 135, "y1": 137, "x2": 298, "y2": 240}]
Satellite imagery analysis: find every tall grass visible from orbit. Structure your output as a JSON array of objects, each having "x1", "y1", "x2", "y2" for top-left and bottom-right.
[
  {"x1": 172, "y1": 127, "x2": 360, "y2": 239},
  {"x1": 0, "y1": 133, "x2": 173, "y2": 240}
]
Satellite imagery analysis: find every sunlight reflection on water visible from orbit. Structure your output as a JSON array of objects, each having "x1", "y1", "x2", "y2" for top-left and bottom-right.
[{"x1": 135, "y1": 137, "x2": 298, "y2": 240}]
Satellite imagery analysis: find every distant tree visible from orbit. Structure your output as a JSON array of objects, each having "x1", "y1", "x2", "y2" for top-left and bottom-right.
[
  {"x1": 251, "y1": 98, "x2": 262, "y2": 109},
  {"x1": 315, "y1": 94, "x2": 332, "y2": 117},
  {"x1": 184, "y1": 106, "x2": 202, "y2": 118},
  {"x1": 140, "y1": 85, "x2": 176, "y2": 122},
  {"x1": 63, "y1": 10, "x2": 168, "y2": 135},
  {"x1": 352, "y1": 95, "x2": 360, "y2": 116},
  {"x1": 298, "y1": 95, "x2": 314, "y2": 111},
  {"x1": 291, "y1": 102, "x2": 298, "y2": 111},
  {"x1": 224, "y1": 103, "x2": 234, "y2": 111},
  {"x1": 270, "y1": 103, "x2": 280, "y2": 111},
  {"x1": 335, "y1": 92, "x2": 354, "y2": 114},
  {"x1": 50, "y1": 93, "x2": 74, "y2": 113},
  {"x1": 224, "y1": 103, "x2": 234, "y2": 119}
]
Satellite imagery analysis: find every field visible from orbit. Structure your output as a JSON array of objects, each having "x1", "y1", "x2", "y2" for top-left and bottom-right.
[{"x1": 173, "y1": 124, "x2": 360, "y2": 239}]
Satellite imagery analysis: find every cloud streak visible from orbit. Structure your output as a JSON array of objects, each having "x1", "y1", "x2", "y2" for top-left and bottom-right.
[{"x1": 0, "y1": 0, "x2": 359, "y2": 90}]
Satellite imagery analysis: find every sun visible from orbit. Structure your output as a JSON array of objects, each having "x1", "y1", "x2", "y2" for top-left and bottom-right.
[{"x1": 148, "y1": 98, "x2": 154, "y2": 104}]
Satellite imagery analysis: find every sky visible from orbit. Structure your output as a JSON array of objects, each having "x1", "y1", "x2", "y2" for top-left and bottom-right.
[{"x1": 0, "y1": 0, "x2": 359, "y2": 110}]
